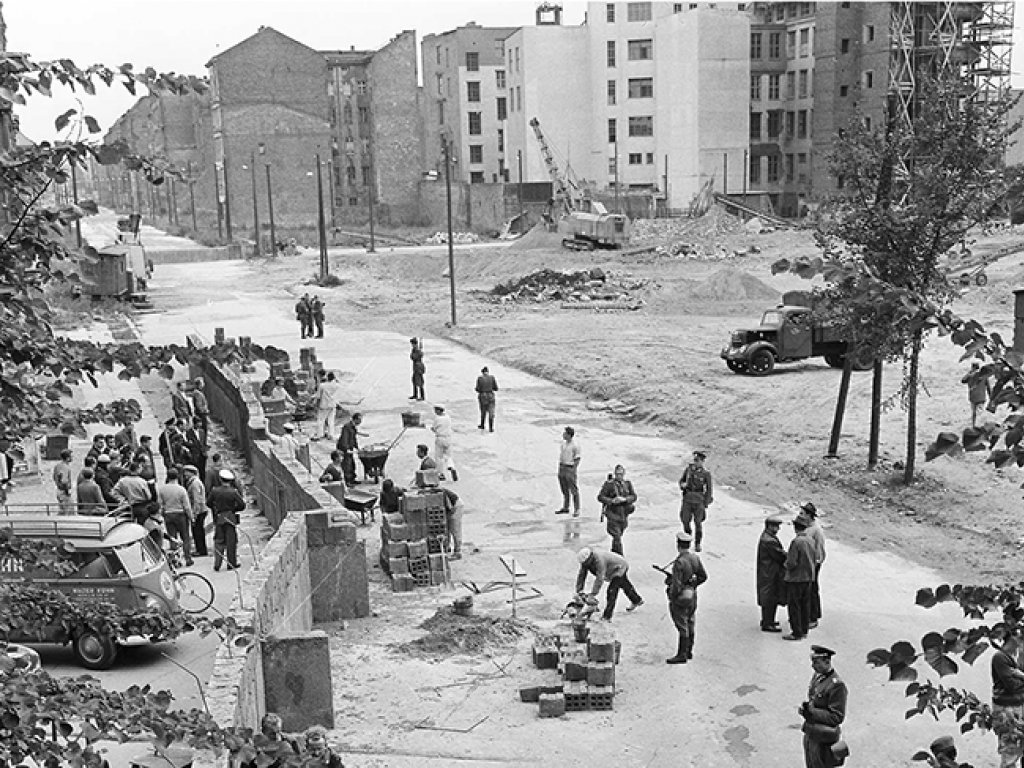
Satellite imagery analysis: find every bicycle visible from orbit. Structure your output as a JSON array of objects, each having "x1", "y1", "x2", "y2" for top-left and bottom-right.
[{"x1": 163, "y1": 535, "x2": 216, "y2": 614}]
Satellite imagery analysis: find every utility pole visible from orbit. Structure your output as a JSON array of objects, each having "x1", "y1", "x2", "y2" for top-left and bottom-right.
[
  {"x1": 443, "y1": 139, "x2": 457, "y2": 326},
  {"x1": 742, "y1": 149, "x2": 748, "y2": 203},
  {"x1": 367, "y1": 145, "x2": 376, "y2": 254},
  {"x1": 663, "y1": 155, "x2": 669, "y2": 215},
  {"x1": 249, "y1": 150, "x2": 260, "y2": 256},
  {"x1": 70, "y1": 161, "x2": 82, "y2": 248},
  {"x1": 517, "y1": 150, "x2": 524, "y2": 214},
  {"x1": 723, "y1": 153, "x2": 728, "y2": 196},
  {"x1": 613, "y1": 139, "x2": 620, "y2": 214},
  {"x1": 261, "y1": 143, "x2": 275, "y2": 255},
  {"x1": 187, "y1": 161, "x2": 198, "y2": 232},
  {"x1": 316, "y1": 152, "x2": 328, "y2": 281}
]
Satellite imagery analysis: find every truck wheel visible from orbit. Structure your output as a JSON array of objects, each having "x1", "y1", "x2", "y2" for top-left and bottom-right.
[
  {"x1": 975, "y1": 272, "x2": 988, "y2": 287},
  {"x1": 726, "y1": 359, "x2": 748, "y2": 374},
  {"x1": 73, "y1": 630, "x2": 118, "y2": 670},
  {"x1": 824, "y1": 355, "x2": 844, "y2": 369},
  {"x1": 850, "y1": 352, "x2": 874, "y2": 372},
  {"x1": 748, "y1": 350, "x2": 775, "y2": 376}
]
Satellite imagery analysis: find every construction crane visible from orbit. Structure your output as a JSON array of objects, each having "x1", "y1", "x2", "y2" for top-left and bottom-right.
[{"x1": 529, "y1": 117, "x2": 578, "y2": 215}]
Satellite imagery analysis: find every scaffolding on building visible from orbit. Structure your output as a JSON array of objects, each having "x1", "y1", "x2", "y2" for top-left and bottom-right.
[{"x1": 888, "y1": 1, "x2": 1014, "y2": 129}]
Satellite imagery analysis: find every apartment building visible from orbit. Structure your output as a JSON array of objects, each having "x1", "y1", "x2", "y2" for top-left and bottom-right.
[
  {"x1": 421, "y1": 23, "x2": 517, "y2": 183},
  {"x1": 504, "y1": 2, "x2": 750, "y2": 208},
  {"x1": 749, "y1": 2, "x2": 817, "y2": 217}
]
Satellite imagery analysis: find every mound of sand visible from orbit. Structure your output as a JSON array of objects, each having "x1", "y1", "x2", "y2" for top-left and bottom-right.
[
  {"x1": 683, "y1": 268, "x2": 780, "y2": 302},
  {"x1": 393, "y1": 607, "x2": 535, "y2": 657},
  {"x1": 508, "y1": 223, "x2": 563, "y2": 251}
]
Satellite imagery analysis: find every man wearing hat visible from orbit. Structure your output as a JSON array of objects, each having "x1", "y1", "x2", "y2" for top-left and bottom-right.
[
  {"x1": 475, "y1": 366, "x2": 498, "y2": 432},
  {"x1": 801, "y1": 501, "x2": 827, "y2": 629},
  {"x1": 268, "y1": 423, "x2": 302, "y2": 462},
  {"x1": 756, "y1": 513, "x2": 787, "y2": 632},
  {"x1": 665, "y1": 529, "x2": 708, "y2": 664},
  {"x1": 784, "y1": 511, "x2": 817, "y2": 640},
  {"x1": 678, "y1": 451, "x2": 713, "y2": 552},
  {"x1": 799, "y1": 645, "x2": 848, "y2": 768},
  {"x1": 574, "y1": 546, "x2": 643, "y2": 621},
  {"x1": 410, "y1": 338, "x2": 426, "y2": 401},
  {"x1": 431, "y1": 404, "x2": 458, "y2": 482},
  {"x1": 929, "y1": 736, "x2": 964, "y2": 768},
  {"x1": 208, "y1": 469, "x2": 245, "y2": 571},
  {"x1": 94, "y1": 453, "x2": 118, "y2": 508},
  {"x1": 990, "y1": 624, "x2": 1024, "y2": 768}
]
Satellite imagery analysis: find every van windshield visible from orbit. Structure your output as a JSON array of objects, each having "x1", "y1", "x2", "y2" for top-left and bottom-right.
[
  {"x1": 113, "y1": 536, "x2": 164, "y2": 576},
  {"x1": 760, "y1": 311, "x2": 784, "y2": 327}
]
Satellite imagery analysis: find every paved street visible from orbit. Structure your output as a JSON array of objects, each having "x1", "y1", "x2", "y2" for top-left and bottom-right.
[{"x1": 128, "y1": 257, "x2": 990, "y2": 767}]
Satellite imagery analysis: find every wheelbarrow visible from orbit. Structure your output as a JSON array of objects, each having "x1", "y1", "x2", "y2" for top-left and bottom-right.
[{"x1": 357, "y1": 424, "x2": 409, "y2": 483}]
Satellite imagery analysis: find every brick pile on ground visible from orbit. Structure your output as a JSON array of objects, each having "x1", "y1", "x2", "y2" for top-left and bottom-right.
[
  {"x1": 379, "y1": 489, "x2": 451, "y2": 591},
  {"x1": 424, "y1": 230, "x2": 480, "y2": 245},
  {"x1": 489, "y1": 267, "x2": 649, "y2": 306},
  {"x1": 393, "y1": 606, "x2": 534, "y2": 657},
  {"x1": 520, "y1": 622, "x2": 621, "y2": 716}
]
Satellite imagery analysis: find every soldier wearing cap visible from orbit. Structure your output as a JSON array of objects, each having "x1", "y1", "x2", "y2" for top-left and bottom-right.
[
  {"x1": 665, "y1": 529, "x2": 708, "y2": 664},
  {"x1": 784, "y1": 511, "x2": 817, "y2": 640},
  {"x1": 929, "y1": 735, "x2": 964, "y2": 768},
  {"x1": 799, "y1": 644, "x2": 848, "y2": 768},
  {"x1": 207, "y1": 468, "x2": 245, "y2": 571},
  {"x1": 409, "y1": 337, "x2": 426, "y2": 401},
  {"x1": 678, "y1": 450, "x2": 713, "y2": 552},
  {"x1": 757, "y1": 512, "x2": 787, "y2": 632}
]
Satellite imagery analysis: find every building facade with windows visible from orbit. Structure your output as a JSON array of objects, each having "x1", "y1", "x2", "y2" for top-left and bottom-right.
[{"x1": 421, "y1": 23, "x2": 517, "y2": 183}]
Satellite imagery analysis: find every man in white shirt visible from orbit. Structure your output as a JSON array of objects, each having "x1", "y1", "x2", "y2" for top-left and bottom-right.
[
  {"x1": 556, "y1": 426, "x2": 581, "y2": 517},
  {"x1": 431, "y1": 404, "x2": 458, "y2": 482},
  {"x1": 315, "y1": 372, "x2": 342, "y2": 441},
  {"x1": 268, "y1": 423, "x2": 302, "y2": 462}
]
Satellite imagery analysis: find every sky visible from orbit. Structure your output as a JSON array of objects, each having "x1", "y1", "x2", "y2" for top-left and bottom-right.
[
  {"x1": 4, "y1": 0, "x2": 586, "y2": 140},
  {"x1": 5, "y1": 0, "x2": 1024, "y2": 141}
]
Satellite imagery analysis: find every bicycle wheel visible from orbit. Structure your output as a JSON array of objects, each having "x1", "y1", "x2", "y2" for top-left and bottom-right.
[{"x1": 175, "y1": 571, "x2": 215, "y2": 614}]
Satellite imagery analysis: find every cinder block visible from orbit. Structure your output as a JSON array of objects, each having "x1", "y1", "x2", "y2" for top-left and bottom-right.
[
  {"x1": 386, "y1": 541, "x2": 408, "y2": 558},
  {"x1": 384, "y1": 512, "x2": 405, "y2": 528},
  {"x1": 428, "y1": 553, "x2": 446, "y2": 572},
  {"x1": 388, "y1": 557, "x2": 409, "y2": 574},
  {"x1": 407, "y1": 539, "x2": 428, "y2": 559},
  {"x1": 564, "y1": 658, "x2": 587, "y2": 682},
  {"x1": 404, "y1": 508, "x2": 427, "y2": 526},
  {"x1": 391, "y1": 574, "x2": 414, "y2": 592},
  {"x1": 412, "y1": 571, "x2": 431, "y2": 588},
  {"x1": 408, "y1": 555, "x2": 429, "y2": 574},
  {"x1": 427, "y1": 535, "x2": 444, "y2": 554},
  {"x1": 563, "y1": 681, "x2": 588, "y2": 712},
  {"x1": 587, "y1": 662, "x2": 615, "y2": 687},
  {"x1": 415, "y1": 469, "x2": 439, "y2": 487},
  {"x1": 588, "y1": 685, "x2": 615, "y2": 711},
  {"x1": 402, "y1": 495, "x2": 428, "y2": 511},
  {"x1": 326, "y1": 522, "x2": 357, "y2": 545},
  {"x1": 533, "y1": 647, "x2": 559, "y2": 670},
  {"x1": 538, "y1": 693, "x2": 566, "y2": 718},
  {"x1": 429, "y1": 571, "x2": 446, "y2": 586},
  {"x1": 520, "y1": 686, "x2": 541, "y2": 703},
  {"x1": 588, "y1": 640, "x2": 615, "y2": 663},
  {"x1": 389, "y1": 523, "x2": 409, "y2": 541}
]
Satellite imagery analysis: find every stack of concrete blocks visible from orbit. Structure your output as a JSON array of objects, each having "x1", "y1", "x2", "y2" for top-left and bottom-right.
[
  {"x1": 379, "y1": 489, "x2": 449, "y2": 592},
  {"x1": 524, "y1": 624, "x2": 622, "y2": 716}
]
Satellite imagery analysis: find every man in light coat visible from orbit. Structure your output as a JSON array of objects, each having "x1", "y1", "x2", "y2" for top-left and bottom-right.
[{"x1": 431, "y1": 404, "x2": 458, "y2": 481}]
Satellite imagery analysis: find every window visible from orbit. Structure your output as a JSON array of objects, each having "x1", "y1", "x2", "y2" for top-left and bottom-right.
[
  {"x1": 628, "y1": 152, "x2": 643, "y2": 165},
  {"x1": 343, "y1": 103, "x2": 352, "y2": 124},
  {"x1": 768, "y1": 32, "x2": 781, "y2": 59},
  {"x1": 608, "y1": 118, "x2": 617, "y2": 143},
  {"x1": 470, "y1": 171, "x2": 485, "y2": 183},
  {"x1": 799, "y1": 28, "x2": 810, "y2": 57},
  {"x1": 786, "y1": 72, "x2": 795, "y2": 99},
  {"x1": 627, "y1": 2, "x2": 652, "y2": 21},
  {"x1": 438, "y1": 102, "x2": 445, "y2": 125},
  {"x1": 435, "y1": 74, "x2": 444, "y2": 96},
  {"x1": 606, "y1": 2, "x2": 615, "y2": 22},
  {"x1": 496, "y1": 70, "x2": 506, "y2": 89},
  {"x1": 435, "y1": 45, "x2": 441, "y2": 65},
  {"x1": 515, "y1": 47, "x2": 520, "y2": 72},
  {"x1": 774, "y1": 5, "x2": 784, "y2": 21},
  {"x1": 607, "y1": 40, "x2": 617, "y2": 67},
  {"x1": 799, "y1": 2, "x2": 811, "y2": 15},
  {"x1": 467, "y1": 81, "x2": 481, "y2": 102},
  {"x1": 608, "y1": 80, "x2": 617, "y2": 105},
  {"x1": 767, "y1": 111, "x2": 781, "y2": 138},
  {"x1": 628, "y1": 77, "x2": 653, "y2": 98},
  {"x1": 348, "y1": 196, "x2": 358, "y2": 206},
  {"x1": 864, "y1": 25, "x2": 874, "y2": 43},
  {"x1": 863, "y1": 70, "x2": 874, "y2": 89},
  {"x1": 445, "y1": 48, "x2": 449, "y2": 67},
  {"x1": 362, "y1": 165, "x2": 371, "y2": 185},
  {"x1": 497, "y1": 128, "x2": 504, "y2": 152},
  {"x1": 841, "y1": 38, "x2": 850, "y2": 54},
  {"x1": 466, "y1": 52, "x2": 479, "y2": 71},
  {"x1": 766, "y1": 155, "x2": 780, "y2": 183},
  {"x1": 356, "y1": 81, "x2": 367, "y2": 95},
  {"x1": 627, "y1": 39, "x2": 653, "y2": 60},
  {"x1": 839, "y1": 84, "x2": 848, "y2": 97},
  {"x1": 785, "y1": 111, "x2": 795, "y2": 138},
  {"x1": 645, "y1": 152, "x2": 654, "y2": 164},
  {"x1": 469, "y1": 145, "x2": 483, "y2": 164},
  {"x1": 768, "y1": 74, "x2": 780, "y2": 100},
  {"x1": 798, "y1": 70, "x2": 808, "y2": 98},
  {"x1": 468, "y1": 112, "x2": 482, "y2": 135},
  {"x1": 797, "y1": 109, "x2": 808, "y2": 138},
  {"x1": 346, "y1": 164, "x2": 356, "y2": 182},
  {"x1": 751, "y1": 75, "x2": 761, "y2": 101},
  {"x1": 497, "y1": 97, "x2": 507, "y2": 121},
  {"x1": 628, "y1": 115, "x2": 653, "y2": 137},
  {"x1": 608, "y1": 157, "x2": 618, "y2": 175},
  {"x1": 750, "y1": 112, "x2": 761, "y2": 140},
  {"x1": 358, "y1": 106, "x2": 368, "y2": 124},
  {"x1": 749, "y1": 155, "x2": 761, "y2": 183},
  {"x1": 785, "y1": 154, "x2": 795, "y2": 183},
  {"x1": 864, "y1": 116, "x2": 872, "y2": 131},
  {"x1": 787, "y1": 31, "x2": 796, "y2": 58},
  {"x1": 750, "y1": 32, "x2": 762, "y2": 59},
  {"x1": 516, "y1": 86, "x2": 521, "y2": 111}
]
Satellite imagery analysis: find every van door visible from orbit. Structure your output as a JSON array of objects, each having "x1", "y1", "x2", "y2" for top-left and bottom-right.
[{"x1": 783, "y1": 312, "x2": 813, "y2": 359}]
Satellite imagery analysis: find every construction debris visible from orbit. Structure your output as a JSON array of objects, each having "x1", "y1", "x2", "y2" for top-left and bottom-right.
[
  {"x1": 393, "y1": 607, "x2": 535, "y2": 657},
  {"x1": 489, "y1": 267, "x2": 651, "y2": 307},
  {"x1": 425, "y1": 231, "x2": 480, "y2": 245}
]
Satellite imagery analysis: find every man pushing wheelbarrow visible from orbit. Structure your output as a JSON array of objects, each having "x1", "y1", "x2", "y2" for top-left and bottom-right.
[{"x1": 338, "y1": 411, "x2": 416, "y2": 484}]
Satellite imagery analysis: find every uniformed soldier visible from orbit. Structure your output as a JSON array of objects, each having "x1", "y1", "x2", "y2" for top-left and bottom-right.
[
  {"x1": 678, "y1": 450, "x2": 713, "y2": 551},
  {"x1": 799, "y1": 645, "x2": 849, "y2": 768},
  {"x1": 665, "y1": 529, "x2": 708, "y2": 665}
]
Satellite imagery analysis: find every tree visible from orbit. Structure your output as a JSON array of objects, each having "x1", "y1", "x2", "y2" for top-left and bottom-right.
[{"x1": 773, "y1": 74, "x2": 1020, "y2": 483}]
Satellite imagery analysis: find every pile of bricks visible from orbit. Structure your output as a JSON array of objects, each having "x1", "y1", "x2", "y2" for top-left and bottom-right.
[
  {"x1": 520, "y1": 624, "x2": 621, "y2": 716},
  {"x1": 379, "y1": 490, "x2": 450, "y2": 591}
]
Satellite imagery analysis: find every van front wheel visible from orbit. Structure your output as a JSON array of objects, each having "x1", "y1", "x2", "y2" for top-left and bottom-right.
[{"x1": 73, "y1": 630, "x2": 118, "y2": 670}]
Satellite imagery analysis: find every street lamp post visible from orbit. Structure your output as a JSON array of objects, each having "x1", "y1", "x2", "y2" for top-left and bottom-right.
[
  {"x1": 260, "y1": 143, "x2": 276, "y2": 255},
  {"x1": 315, "y1": 153, "x2": 328, "y2": 281},
  {"x1": 186, "y1": 161, "x2": 198, "y2": 232},
  {"x1": 247, "y1": 151, "x2": 260, "y2": 256},
  {"x1": 442, "y1": 139, "x2": 456, "y2": 326}
]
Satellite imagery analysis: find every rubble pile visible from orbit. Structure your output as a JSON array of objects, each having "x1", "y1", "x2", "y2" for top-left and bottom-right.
[
  {"x1": 424, "y1": 230, "x2": 480, "y2": 245},
  {"x1": 393, "y1": 607, "x2": 534, "y2": 657},
  {"x1": 630, "y1": 205, "x2": 746, "y2": 245},
  {"x1": 653, "y1": 242, "x2": 762, "y2": 261},
  {"x1": 489, "y1": 267, "x2": 650, "y2": 305}
]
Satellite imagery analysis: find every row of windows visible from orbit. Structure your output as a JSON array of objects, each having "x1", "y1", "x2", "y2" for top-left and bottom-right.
[
  {"x1": 749, "y1": 152, "x2": 808, "y2": 185},
  {"x1": 607, "y1": 116, "x2": 654, "y2": 142},
  {"x1": 750, "y1": 109, "x2": 810, "y2": 140},
  {"x1": 607, "y1": 77, "x2": 654, "y2": 104},
  {"x1": 607, "y1": 38, "x2": 654, "y2": 67},
  {"x1": 750, "y1": 27, "x2": 811, "y2": 60},
  {"x1": 751, "y1": 70, "x2": 812, "y2": 101},
  {"x1": 626, "y1": 152, "x2": 656, "y2": 165},
  {"x1": 606, "y1": 2, "x2": 653, "y2": 23}
]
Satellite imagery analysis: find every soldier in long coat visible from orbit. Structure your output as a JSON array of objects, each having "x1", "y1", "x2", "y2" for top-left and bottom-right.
[
  {"x1": 757, "y1": 513, "x2": 787, "y2": 632},
  {"x1": 799, "y1": 645, "x2": 848, "y2": 768}
]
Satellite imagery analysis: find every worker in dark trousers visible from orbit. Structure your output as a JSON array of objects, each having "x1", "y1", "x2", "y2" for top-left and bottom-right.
[
  {"x1": 208, "y1": 468, "x2": 245, "y2": 571},
  {"x1": 665, "y1": 529, "x2": 707, "y2": 664},
  {"x1": 475, "y1": 366, "x2": 498, "y2": 432},
  {"x1": 409, "y1": 338, "x2": 426, "y2": 400},
  {"x1": 678, "y1": 450, "x2": 713, "y2": 552}
]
